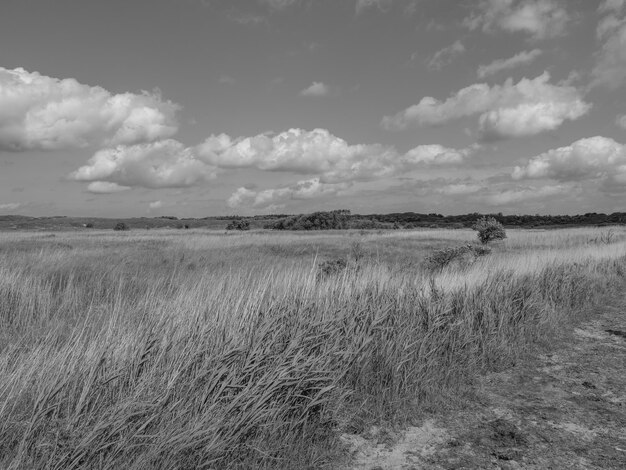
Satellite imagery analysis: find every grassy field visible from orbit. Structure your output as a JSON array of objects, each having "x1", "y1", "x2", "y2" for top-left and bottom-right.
[{"x1": 0, "y1": 227, "x2": 625, "y2": 469}]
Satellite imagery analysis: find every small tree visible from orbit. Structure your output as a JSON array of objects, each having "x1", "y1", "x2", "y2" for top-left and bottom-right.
[
  {"x1": 473, "y1": 216, "x2": 506, "y2": 244},
  {"x1": 113, "y1": 222, "x2": 130, "y2": 231}
]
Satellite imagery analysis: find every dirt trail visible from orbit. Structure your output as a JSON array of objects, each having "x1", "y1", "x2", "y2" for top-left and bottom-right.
[{"x1": 342, "y1": 297, "x2": 626, "y2": 469}]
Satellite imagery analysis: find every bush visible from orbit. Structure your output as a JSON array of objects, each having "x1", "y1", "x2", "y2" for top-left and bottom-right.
[
  {"x1": 267, "y1": 210, "x2": 350, "y2": 230},
  {"x1": 113, "y1": 222, "x2": 129, "y2": 231},
  {"x1": 316, "y1": 258, "x2": 348, "y2": 279},
  {"x1": 424, "y1": 244, "x2": 491, "y2": 272},
  {"x1": 473, "y1": 216, "x2": 506, "y2": 244},
  {"x1": 85, "y1": 223, "x2": 94, "y2": 229},
  {"x1": 226, "y1": 219, "x2": 250, "y2": 231}
]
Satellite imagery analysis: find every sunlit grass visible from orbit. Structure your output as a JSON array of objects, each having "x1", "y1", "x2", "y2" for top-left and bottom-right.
[{"x1": 0, "y1": 227, "x2": 624, "y2": 469}]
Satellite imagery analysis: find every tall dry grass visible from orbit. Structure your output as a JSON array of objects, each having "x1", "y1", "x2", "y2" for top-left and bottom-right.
[{"x1": 0, "y1": 227, "x2": 624, "y2": 469}]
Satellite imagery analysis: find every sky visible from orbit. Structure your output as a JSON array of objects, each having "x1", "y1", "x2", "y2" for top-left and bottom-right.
[{"x1": 0, "y1": 0, "x2": 625, "y2": 217}]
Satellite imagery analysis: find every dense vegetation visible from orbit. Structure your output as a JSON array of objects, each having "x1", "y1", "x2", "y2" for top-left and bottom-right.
[
  {"x1": 1, "y1": 210, "x2": 625, "y2": 232},
  {"x1": 264, "y1": 210, "x2": 351, "y2": 230}
]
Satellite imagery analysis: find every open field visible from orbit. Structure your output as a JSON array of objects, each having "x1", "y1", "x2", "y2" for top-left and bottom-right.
[{"x1": 1, "y1": 227, "x2": 625, "y2": 469}]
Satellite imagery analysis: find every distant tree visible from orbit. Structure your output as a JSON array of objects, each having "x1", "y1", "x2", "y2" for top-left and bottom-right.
[
  {"x1": 267, "y1": 210, "x2": 351, "y2": 230},
  {"x1": 113, "y1": 222, "x2": 130, "y2": 231},
  {"x1": 85, "y1": 222, "x2": 94, "y2": 228},
  {"x1": 226, "y1": 219, "x2": 250, "y2": 231},
  {"x1": 472, "y1": 217, "x2": 506, "y2": 244}
]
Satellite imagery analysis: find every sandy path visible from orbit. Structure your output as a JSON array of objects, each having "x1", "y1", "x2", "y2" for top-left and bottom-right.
[{"x1": 342, "y1": 297, "x2": 626, "y2": 469}]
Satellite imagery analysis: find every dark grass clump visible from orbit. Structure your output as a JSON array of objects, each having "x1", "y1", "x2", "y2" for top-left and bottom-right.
[
  {"x1": 424, "y1": 244, "x2": 491, "y2": 272},
  {"x1": 317, "y1": 258, "x2": 348, "y2": 279}
]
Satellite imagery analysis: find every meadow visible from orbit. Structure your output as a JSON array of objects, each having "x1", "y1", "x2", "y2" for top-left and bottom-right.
[{"x1": 0, "y1": 226, "x2": 625, "y2": 469}]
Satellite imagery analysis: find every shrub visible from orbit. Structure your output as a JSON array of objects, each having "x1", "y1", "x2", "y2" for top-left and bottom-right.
[
  {"x1": 424, "y1": 244, "x2": 491, "y2": 272},
  {"x1": 316, "y1": 258, "x2": 348, "y2": 279},
  {"x1": 85, "y1": 222, "x2": 94, "y2": 229},
  {"x1": 472, "y1": 216, "x2": 506, "y2": 244},
  {"x1": 113, "y1": 222, "x2": 129, "y2": 231},
  {"x1": 226, "y1": 219, "x2": 250, "y2": 231},
  {"x1": 349, "y1": 240, "x2": 366, "y2": 264}
]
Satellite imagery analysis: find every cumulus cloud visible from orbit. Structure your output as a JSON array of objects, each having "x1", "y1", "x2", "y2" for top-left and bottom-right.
[
  {"x1": 70, "y1": 139, "x2": 215, "y2": 190},
  {"x1": 428, "y1": 40, "x2": 466, "y2": 71},
  {"x1": 197, "y1": 128, "x2": 473, "y2": 188},
  {"x1": 512, "y1": 137, "x2": 626, "y2": 188},
  {"x1": 148, "y1": 200, "x2": 163, "y2": 210},
  {"x1": 206, "y1": 128, "x2": 476, "y2": 208},
  {"x1": 228, "y1": 178, "x2": 349, "y2": 209},
  {"x1": 382, "y1": 72, "x2": 590, "y2": 140},
  {"x1": 477, "y1": 49, "x2": 542, "y2": 78},
  {"x1": 70, "y1": 126, "x2": 471, "y2": 197},
  {"x1": 617, "y1": 114, "x2": 626, "y2": 129},
  {"x1": 465, "y1": 0, "x2": 570, "y2": 41},
  {"x1": 402, "y1": 144, "x2": 471, "y2": 165},
  {"x1": 592, "y1": 0, "x2": 626, "y2": 89},
  {"x1": 300, "y1": 81, "x2": 329, "y2": 96},
  {"x1": 0, "y1": 67, "x2": 179, "y2": 151},
  {"x1": 196, "y1": 128, "x2": 398, "y2": 183},
  {"x1": 86, "y1": 182, "x2": 131, "y2": 194}
]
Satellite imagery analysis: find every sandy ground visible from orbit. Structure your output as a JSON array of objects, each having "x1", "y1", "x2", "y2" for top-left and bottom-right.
[{"x1": 341, "y1": 297, "x2": 626, "y2": 469}]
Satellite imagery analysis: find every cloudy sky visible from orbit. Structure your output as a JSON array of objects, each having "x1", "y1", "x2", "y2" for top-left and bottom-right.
[{"x1": 1, "y1": 0, "x2": 625, "y2": 217}]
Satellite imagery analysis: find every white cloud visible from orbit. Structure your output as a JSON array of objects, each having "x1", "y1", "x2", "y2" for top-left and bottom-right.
[
  {"x1": 197, "y1": 128, "x2": 397, "y2": 183},
  {"x1": 477, "y1": 49, "x2": 542, "y2": 78},
  {"x1": 465, "y1": 0, "x2": 570, "y2": 41},
  {"x1": 0, "y1": 202, "x2": 21, "y2": 211},
  {"x1": 599, "y1": 0, "x2": 625, "y2": 14},
  {"x1": 300, "y1": 81, "x2": 329, "y2": 96},
  {"x1": 512, "y1": 136, "x2": 626, "y2": 188},
  {"x1": 259, "y1": 0, "x2": 298, "y2": 9},
  {"x1": 428, "y1": 40, "x2": 465, "y2": 71},
  {"x1": 149, "y1": 200, "x2": 163, "y2": 210},
  {"x1": 228, "y1": 178, "x2": 349, "y2": 208},
  {"x1": 69, "y1": 126, "x2": 471, "y2": 197},
  {"x1": 382, "y1": 72, "x2": 590, "y2": 140},
  {"x1": 70, "y1": 139, "x2": 215, "y2": 190},
  {"x1": 197, "y1": 128, "x2": 473, "y2": 187},
  {"x1": 592, "y1": 1, "x2": 626, "y2": 89},
  {"x1": 86, "y1": 182, "x2": 131, "y2": 194},
  {"x1": 0, "y1": 67, "x2": 179, "y2": 151},
  {"x1": 402, "y1": 144, "x2": 471, "y2": 165},
  {"x1": 482, "y1": 183, "x2": 571, "y2": 206},
  {"x1": 617, "y1": 114, "x2": 626, "y2": 129}
]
